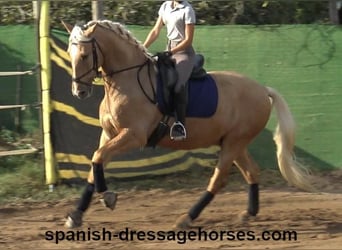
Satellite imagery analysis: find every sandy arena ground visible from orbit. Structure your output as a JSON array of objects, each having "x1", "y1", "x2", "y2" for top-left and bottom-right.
[{"x1": 0, "y1": 170, "x2": 341, "y2": 249}]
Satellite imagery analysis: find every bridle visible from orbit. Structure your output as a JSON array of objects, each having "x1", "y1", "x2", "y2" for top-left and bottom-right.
[
  {"x1": 71, "y1": 35, "x2": 157, "y2": 104},
  {"x1": 71, "y1": 38, "x2": 101, "y2": 87}
]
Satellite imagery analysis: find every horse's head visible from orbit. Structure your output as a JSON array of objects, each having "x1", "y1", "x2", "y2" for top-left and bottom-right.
[{"x1": 62, "y1": 21, "x2": 103, "y2": 99}]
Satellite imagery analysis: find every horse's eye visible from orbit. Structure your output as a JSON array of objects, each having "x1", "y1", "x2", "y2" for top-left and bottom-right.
[{"x1": 80, "y1": 55, "x2": 88, "y2": 61}]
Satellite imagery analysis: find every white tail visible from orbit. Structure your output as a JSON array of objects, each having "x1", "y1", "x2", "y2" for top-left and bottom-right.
[{"x1": 267, "y1": 87, "x2": 314, "y2": 192}]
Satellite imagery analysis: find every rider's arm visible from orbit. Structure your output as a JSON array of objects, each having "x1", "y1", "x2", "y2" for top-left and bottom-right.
[
  {"x1": 170, "y1": 23, "x2": 195, "y2": 54},
  {"x1": 143, "y1": 16, "x2": 164, "y2": 49}
]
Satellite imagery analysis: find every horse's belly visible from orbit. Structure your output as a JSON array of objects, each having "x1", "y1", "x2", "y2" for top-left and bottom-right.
[{"x1": 158, "y1": 118, "x2": 223, "y2": 150}]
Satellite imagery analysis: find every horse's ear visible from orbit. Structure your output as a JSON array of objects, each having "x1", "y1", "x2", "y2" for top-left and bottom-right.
[
  {"x1": 85, "y1": 22, "x2": 98, "y2": 34},
  {"x1": 61, "y1": 20, "x2": 73, "y2": 34}
]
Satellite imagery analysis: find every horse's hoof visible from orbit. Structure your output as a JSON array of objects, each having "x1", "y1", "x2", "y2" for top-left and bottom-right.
[
  {"x1": 65, "y1": 210, "x2": 83, "y2": 229},
  {"x1": 238, "y1": 210, "x2": 256, "y2": 223},
  {"x1": 100, "y1": 191, "x2": 117, "y2": 210},
  {"x1": 173, "y1": 214, "x2": 192, "y2": 229}
]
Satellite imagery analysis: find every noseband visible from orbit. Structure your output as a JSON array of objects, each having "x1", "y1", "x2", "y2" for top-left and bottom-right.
[{"x1": 71, "y1": 38, "x2": 101, "y2": 87}]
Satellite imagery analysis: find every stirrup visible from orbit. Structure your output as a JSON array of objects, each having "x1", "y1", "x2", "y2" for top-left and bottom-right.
[{"x1": 170, "y1": 121, "x2": 187, "y2": 141}]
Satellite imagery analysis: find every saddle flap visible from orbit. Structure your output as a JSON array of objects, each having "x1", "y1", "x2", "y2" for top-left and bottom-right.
[
  {"x1": 156, "y1": 52, "x2": 178, "y2": 114},
  {"x1": 156, "y1": 52, "x2": 178, "y2": 88}
]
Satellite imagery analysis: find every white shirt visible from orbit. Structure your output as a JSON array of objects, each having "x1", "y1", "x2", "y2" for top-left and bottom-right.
[{"x1": 158, "y1": 1, "x2": 196, "y2": 42}]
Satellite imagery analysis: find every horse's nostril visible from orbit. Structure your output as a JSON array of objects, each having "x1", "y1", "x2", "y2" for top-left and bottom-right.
[{"x1": 78, "y1": 91, "x2": 87, "y2": 99}]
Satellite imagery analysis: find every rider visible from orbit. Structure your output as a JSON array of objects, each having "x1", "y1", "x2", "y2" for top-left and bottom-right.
[{"x1": 143, "y1": 0, "x2": 196, "y2": 141}]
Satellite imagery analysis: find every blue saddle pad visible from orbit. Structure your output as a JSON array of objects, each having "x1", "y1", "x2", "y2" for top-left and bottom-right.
[{"x1": 157, "y1": 74, "x2": 218, "y2": 118}]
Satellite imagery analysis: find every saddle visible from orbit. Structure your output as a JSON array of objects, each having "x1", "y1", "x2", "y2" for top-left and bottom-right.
[
  {"x1": 156, "y1": 52, "x2": 207, "y2": 114},
  {"x1": 156, "y1": 52, "x2": 206, "y2": 81},
  {"x1": 191, "y1": 54, "x2": 207, "y2": 79},
  {"x1": 147, "y1": 53, "x2": 215, "y2": 147}
]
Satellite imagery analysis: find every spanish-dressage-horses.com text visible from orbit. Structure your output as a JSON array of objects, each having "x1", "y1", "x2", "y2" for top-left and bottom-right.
[{"x1": 45, "y1": 227, "x2": 298, "y2": 244}]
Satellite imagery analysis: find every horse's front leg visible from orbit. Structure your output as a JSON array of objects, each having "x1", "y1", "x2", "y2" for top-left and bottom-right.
[
  {"x1": 91, "y1": 127, "x2": 146, "y2": 207},
  {"x1": 65, "y1": 128, "x2": 146, "y2": 228},
  {"x1": 65, "y1": 130, "x2": 112, "y2": 228}
]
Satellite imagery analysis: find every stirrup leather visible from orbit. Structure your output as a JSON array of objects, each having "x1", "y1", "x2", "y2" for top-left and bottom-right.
[{"x1": 170, "y1": 121, "x2": 187, "y2": 141}]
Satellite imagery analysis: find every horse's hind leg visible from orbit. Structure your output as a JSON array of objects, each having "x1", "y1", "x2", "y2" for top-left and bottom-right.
[
  {"x1": 174, "y1": 140, "x2": 239, "y2": 229},
  {"x1": 234, "y1": 149, "x2": 260, "y2": 221}
]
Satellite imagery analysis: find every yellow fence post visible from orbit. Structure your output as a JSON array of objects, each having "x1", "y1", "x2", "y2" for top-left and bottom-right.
[{"x1": 39, "y1": 0, "x2": 57, "y2": 189}]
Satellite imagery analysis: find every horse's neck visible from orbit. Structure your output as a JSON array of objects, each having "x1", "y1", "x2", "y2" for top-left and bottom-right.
[
  {"x1": 98, "y1": 32, "x2": 156, "y2": 103},
  {"x1": 102, "y1": 63, "x2": 157, "y2": 120},
  {"x1": 99, "y1": 33, "x2": 147, "y2": 76}
]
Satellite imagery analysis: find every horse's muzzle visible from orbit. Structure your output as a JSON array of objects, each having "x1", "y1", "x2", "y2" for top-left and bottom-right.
[
  {"x1": 73, "y1": 89, "x2": 91, "y2": 99},
  {"x1": 72, "y1": 82, "x2": 93, "y2": 99}
]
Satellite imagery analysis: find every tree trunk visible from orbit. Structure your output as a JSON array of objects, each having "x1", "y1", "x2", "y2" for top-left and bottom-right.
[
  {"x1": 329, "y1": 0, "x2": 338, "y2": 24},
  {"x1": 32, "y1": 1, "x2": 41, "y2": 20},
  {"x1": 92, "y1": 0, "x2": 104, "y2": 20}
]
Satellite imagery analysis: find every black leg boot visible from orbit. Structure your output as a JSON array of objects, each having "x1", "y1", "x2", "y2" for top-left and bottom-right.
[
  {"x1": 93, "y1": 163, "x2": 118, "y2": 210},
  {"x1": 170, "y1": 87, "x2": 187, "y2": 141}
]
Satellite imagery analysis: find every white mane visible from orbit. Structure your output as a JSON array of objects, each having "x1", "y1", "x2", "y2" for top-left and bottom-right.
[{"x1": 85, "y1": 20, "x2": 153, "y2": 59}]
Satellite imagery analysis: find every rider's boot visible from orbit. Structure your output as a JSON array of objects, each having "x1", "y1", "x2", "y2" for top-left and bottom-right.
[{"x1": 170, "y1": 87, "x2": 187, "y2": 141}]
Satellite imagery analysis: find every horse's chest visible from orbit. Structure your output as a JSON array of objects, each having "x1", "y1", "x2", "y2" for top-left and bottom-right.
[{"x1": 100, "y1": 113, "x2": 118, "y2": 138}]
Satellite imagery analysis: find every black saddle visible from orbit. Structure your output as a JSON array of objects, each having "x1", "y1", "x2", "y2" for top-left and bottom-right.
[
  {"x1": 156, "y1": 52, "x2": 207, "y2": 81},
  {"x1": 156, "y1": 51, "x2": 178, "y2": 91},
  {"x1": 147, "y1": 53, "x2": 207, "y2": 147},
  {"x1": 156, "y1": 52, "x2": 207, "y2": 114},
  {"x1": 190, "y1": 54, "x2": 207, "y2": 79}
]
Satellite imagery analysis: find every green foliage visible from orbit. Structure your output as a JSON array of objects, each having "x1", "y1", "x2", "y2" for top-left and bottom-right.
[
  {"x1": 0, "y1": 128, "x2": 41, "y2": 170},
  {"x1": 0, "y1": 158, "x2": 44, "y2": 202},
  {"x1": 192, "y1": 1, "x2": 237, "y2": 24},
  {"x1": 49, "y1": 1, "x2": 92, "y2": 27},
  {"x1": 0, "y1": 128, "x2": 17, "y2": 144},
  {"x1": 0, "y1": 1, "x2": 34, "y2": 24},
  {"x1": 0, "y1": 1, "x2": 332, "y2": 28},
  {"x1": 104, "y1": 1, "x2": 160, "y2": 26},
  {"x1": 21, "y1": 108, "x2": 40, "y2": 133},
  {"x1": 235, "y1": 1, "x2": 329, "y2": 24},
  {"x1": 0, "y1": 128, "x2": 44, "y2": 202}
]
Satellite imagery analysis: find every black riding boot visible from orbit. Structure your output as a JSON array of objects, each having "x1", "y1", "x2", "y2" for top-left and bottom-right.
[{"x1": 170, "y1": 87, "x2": 187, "y2": 141}]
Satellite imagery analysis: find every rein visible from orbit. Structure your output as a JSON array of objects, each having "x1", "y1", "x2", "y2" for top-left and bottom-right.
[
  {"x1": 137, "y1": 60, "x2": 157, "y2": 105},
  {"x1": 103, "y1": 59, "x2": 157, "y2": 105}
]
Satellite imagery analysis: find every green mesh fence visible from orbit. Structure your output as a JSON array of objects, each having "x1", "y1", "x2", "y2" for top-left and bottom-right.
[
  {"x1": 0, "y1": 25, "x2": 40, "y2": 132},
  {"x1": 1, "y1": 24, "x2": 341, "y2": 170},
  {"x1": 132, "y1": 24, "x2": 342, "y2": 169}
]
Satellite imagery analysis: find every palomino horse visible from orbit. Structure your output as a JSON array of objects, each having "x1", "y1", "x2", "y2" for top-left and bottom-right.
[{"x1": 62, "y1": 20, "x2": 312, "y2": 229}]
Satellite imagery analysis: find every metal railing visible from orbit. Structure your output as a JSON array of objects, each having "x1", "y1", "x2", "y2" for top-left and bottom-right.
[{"x1": 0, "y1": 64, "x2": 40, "y2": 157}]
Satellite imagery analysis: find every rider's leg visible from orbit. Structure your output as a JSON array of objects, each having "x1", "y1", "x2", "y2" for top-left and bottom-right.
[
  {"x1": 171, "y1": 84, "x2": 187, "y2": 140},
  {"x1": 170, "y1": 49, "x2": 195, "y2": 141}
]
